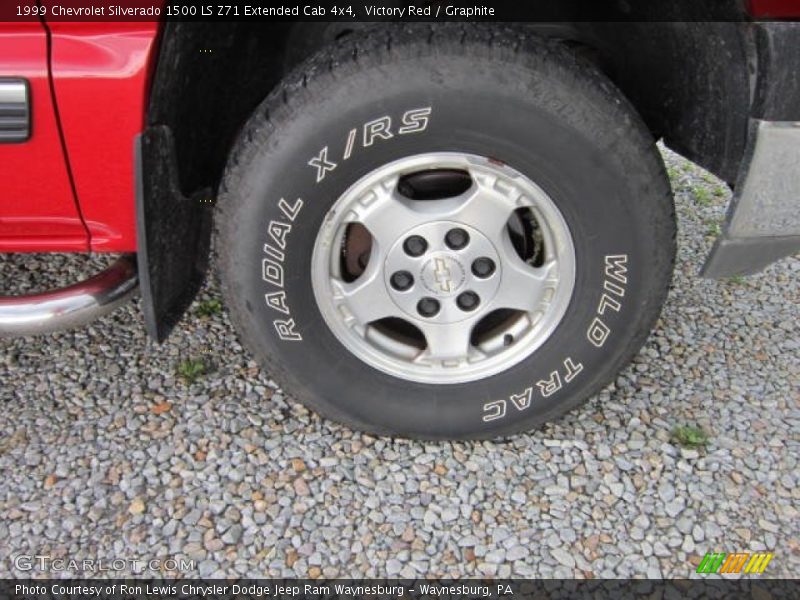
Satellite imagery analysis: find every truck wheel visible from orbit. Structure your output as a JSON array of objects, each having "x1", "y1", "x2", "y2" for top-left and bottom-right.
[{"x1": 218, "y1": 25, "x2": 675, "y2": 439}]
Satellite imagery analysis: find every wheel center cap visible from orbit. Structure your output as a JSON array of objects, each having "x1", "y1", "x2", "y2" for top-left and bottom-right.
[
  {"x1": 420, "y1": 254, "x2": 466, "y2": 297},
  {"x1": 383, "y1": 220, "x2": 503, "y2": 325}
]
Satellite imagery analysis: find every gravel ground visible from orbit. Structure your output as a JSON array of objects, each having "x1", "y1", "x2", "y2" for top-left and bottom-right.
[{"x1": 1, "y1": 149, "x2": 798, "y2": 579}]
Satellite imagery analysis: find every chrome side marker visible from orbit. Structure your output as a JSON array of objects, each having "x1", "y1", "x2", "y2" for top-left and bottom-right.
[{"x1": 0, "y1": 78, "x2": 30, "y2": 143}]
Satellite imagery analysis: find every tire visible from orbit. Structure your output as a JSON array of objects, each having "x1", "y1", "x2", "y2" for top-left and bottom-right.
[{"x1": 218, "y1": 24, "x2": 675, "y2": 439}]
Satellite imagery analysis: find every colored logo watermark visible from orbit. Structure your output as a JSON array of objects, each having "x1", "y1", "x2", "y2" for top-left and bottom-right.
[{"x1": 696, "y1": 552, "x2": 773, "y2": 575}]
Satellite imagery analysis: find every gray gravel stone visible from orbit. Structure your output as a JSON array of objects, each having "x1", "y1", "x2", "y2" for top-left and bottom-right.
[
  {"x1": 386, "y1": 559, "x2": 402, "y2": 575},
  {"x1": 692, "y1": 524, "x2": 705, "y2": 543},
  {"x1": 550, "y1": 548, "x2": 576, "y2": 569},
  {"x1": 222, "y1": 524, "x2": 243, "y2": 545},
  {"x1": 197, "y1": 560, "x2": 217, "y2": 578},
  {"x1": 665, "y1": 499, "x2": 685, "y2": 518}
]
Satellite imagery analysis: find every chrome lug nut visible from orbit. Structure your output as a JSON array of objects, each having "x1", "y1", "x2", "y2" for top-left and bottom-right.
[
  {"x1": 471, "y1": 257, "x2": 496, "y2": 278},
  {"x1": 417, "y1": 297, "x2": 440, "y2": 317},
  {"x1": 390, "y1": 270, "x2": 414, "y2": 291},
  {"x1": 456, "y1": 291, "x2": 480, "y2": 311},
  {"x1": 445, "y1": 227, "x2": 470, "y2": 250},
  {"x1": 403, "y1": 235, "x2": 428, "y2": 257}
]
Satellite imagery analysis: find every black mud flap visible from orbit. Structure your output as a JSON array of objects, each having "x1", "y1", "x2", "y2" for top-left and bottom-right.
[{"x1": 135, "y1": 126, "x2": 213, "y2": 341}]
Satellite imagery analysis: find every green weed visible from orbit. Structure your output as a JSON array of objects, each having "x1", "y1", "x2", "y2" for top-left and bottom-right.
[
  {"x1": 727, "y1": 274, "x2": 746, "y2": 286},
  {"x1": 694, "y1": 186, "x2": 712, "y2": 207},
  {"x1": 196, "y1": 298, "x2": 223, "y2": 318},
  {"x1": 667, "y1": 166, "x2": 680, "y2": 182},
  {"x1": 671, "y1": 424, "x2": 710, "y2": 449},
  {"x1": 177, "y1": 358, "x2": 207, "y2": 384}
]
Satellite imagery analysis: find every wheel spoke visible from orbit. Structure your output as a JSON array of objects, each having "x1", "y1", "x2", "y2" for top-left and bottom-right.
[
  {"x1": 353, "y1": 182, "x2": 425, "y2": 245},
  {"x1": 447, "y1": 169, "x2": 520, "y2": 237},
  {"x1": 493, "y1": 230, "x2": 558, "y2": 313},
  {"x1": 417, "y1": 321, "x2": 475, "y2": 361},
  {"x1": 331, "y1": 261, "x2": 395, "y2": 326}
]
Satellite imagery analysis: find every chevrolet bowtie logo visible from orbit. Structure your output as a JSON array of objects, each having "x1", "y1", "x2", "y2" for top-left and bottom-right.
[{"x1": 433, "y1": 258, "x2": 454, "y2": 293}]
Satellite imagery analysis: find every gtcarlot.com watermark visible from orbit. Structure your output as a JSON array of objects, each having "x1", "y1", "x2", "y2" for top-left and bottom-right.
[{"x1": 13, "y1": 554, "x2": 195, "y2": 574}]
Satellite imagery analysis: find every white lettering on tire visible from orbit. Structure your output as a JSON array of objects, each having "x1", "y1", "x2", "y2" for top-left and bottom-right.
[
  {"x1": 536, "y1": 370, "x2": 562, "y2": 398},
  {"x1": 274, "y1": 318, "x2": 302, "y2": 342},
  {"x1": 398, "y1": 107, "x2": 431, "y2": 134},
  {"x1": 261, "y1": 257, "x2": 284, "y2": 288},
  {"x1": 563, "y1": 356, "x2": 584, "y2": 382},
  {"x1": 308, "y1": 146, "x2": 337, "y2": 183},
  {"x1": 482, "y1": 400, "x2": 506, "y2": 422},
  {"x1": 265, "y1": 291, "x2": 290, "y2": 315},
  {"x1": 586, "y1": 255, "x2": 628, "y2": 348},
  {"x1": 482, "y1": 357, "x2": 584, "y2": 422},
  {"x1": 363, "y1": 116, "x2": 394, "y2": 146},
  {"x1": 307, "y1": 107, "x2": 432, "y2": 182},
  {"x1": 480, "y1": 255, "x2": 628, "y2": 423},
  {"x1": 343, "y1": 128, "x2": 357, "y2": 160},
  {"x1": 278, "y1": 197, "x2": 304, "y2": 221},
  {"x1": 509, "y1": 387, "x2": 533, "y2": 411},
  {"x1": 604, "y1": 254, "x2": 628, "y2": 284},
  {"x1": 261, "y1": 197, "x2": 305, "y2": 341},
  {"x1": 587, "y1": 317, "x2": 611, "y2": 348}
]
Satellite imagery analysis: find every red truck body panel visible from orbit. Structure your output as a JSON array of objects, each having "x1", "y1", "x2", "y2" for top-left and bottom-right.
[
  {"x1": 748, "y1": 0, "x2": 800, "y2": 18},
  {"x1": 0, "y1": 20, "x2": 159, "y2": 253},
  {"x1": 48, "y1": 22, "x2": 159, "y2": 252},
  {"x1": 0, "y1": 22, "x2": 89, "y2": 252}
]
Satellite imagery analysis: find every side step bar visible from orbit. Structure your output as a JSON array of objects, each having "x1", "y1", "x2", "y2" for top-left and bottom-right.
[{"x1": 0, "y1": 255, "x2": 138, "y2": 337}]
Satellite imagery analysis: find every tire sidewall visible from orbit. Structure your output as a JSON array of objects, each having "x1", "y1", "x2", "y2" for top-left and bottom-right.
[{"x1": 222, "y1": 50, "x2": 670, "y2": 438}]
